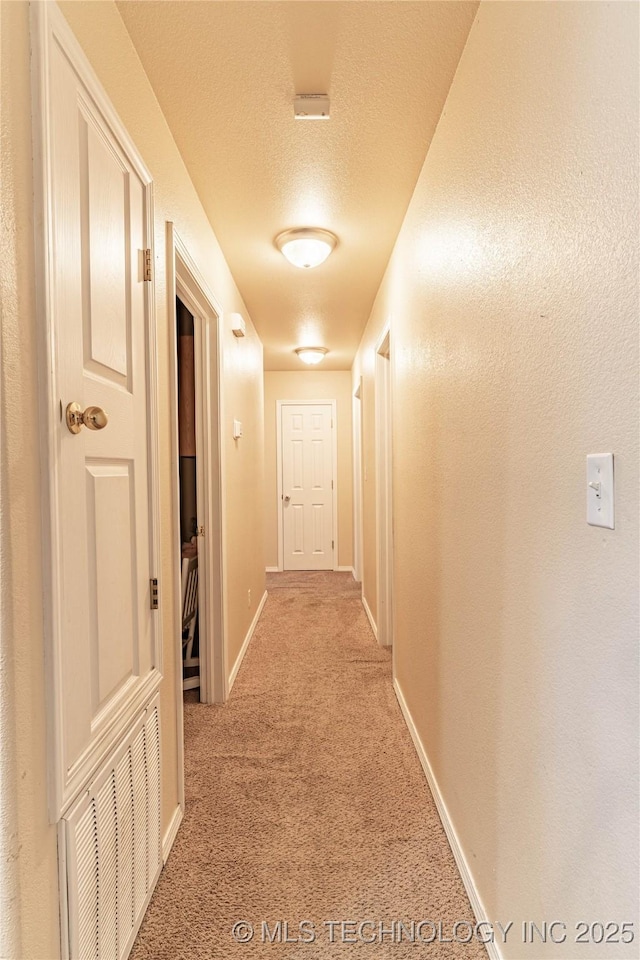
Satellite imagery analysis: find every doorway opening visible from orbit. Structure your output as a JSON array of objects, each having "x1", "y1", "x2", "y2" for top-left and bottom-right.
[
  {"x1": 375, "y1": 328, "x2": 393, "y2": 647},
  {"x1": 168, "y1": 223, "x2": 227, "y2": 812},
  {"x1": 176, "y1": 297, "x2": 200, "y2": 693}
]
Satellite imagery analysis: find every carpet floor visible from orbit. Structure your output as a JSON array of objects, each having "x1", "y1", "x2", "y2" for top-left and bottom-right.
[{"x1": 130, "y1": 572, "x2": 485, "y2": 959}]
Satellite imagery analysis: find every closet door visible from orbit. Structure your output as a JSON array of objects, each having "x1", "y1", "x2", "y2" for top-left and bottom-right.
[{"x1": 33, "y1": 2, "x2": 161, "y2": 821}]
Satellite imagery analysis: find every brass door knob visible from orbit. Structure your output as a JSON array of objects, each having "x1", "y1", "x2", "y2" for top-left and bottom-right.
[{"x1": 66, "y1": 402, "x2": 109, "y2": 434}]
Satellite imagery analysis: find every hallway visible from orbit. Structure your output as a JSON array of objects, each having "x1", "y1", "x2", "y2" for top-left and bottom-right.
[
  {"x1": 2, "y1": 3, "x2": 638, "y2": 957},
  {"x1": 131, "y1": 573, "x2": 484, "y2": 959}
]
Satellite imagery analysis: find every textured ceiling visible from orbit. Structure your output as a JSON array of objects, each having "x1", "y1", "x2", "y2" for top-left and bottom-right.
[{"x1": 117, "y1": 1, "x2": 478, "y2": 370}]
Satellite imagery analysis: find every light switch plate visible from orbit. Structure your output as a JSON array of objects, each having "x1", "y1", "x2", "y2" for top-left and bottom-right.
[
  {"x1": 233, "y1": 419, "x2": 243, "y2": 440},
  {"x1": 586, "y1": 453, "x2": 614, "y2": 529}
]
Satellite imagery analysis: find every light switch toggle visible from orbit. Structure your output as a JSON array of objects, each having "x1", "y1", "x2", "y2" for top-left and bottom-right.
[{"x1": 586, "y1": 453, "x2": 614, "y2": 529}]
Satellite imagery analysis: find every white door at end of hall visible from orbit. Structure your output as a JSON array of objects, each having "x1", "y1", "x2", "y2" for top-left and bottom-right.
[{"x1": 281, "y1": 404, "x2": 335, "y2": 570}]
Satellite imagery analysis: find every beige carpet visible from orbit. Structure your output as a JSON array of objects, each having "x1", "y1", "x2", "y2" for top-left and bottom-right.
[{"x1": 131, "y1": 572, "x2": 486, "y2": 959}]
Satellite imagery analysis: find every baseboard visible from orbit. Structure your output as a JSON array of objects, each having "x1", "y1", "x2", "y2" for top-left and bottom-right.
[
  {"x1": 162, "y1": 804, "x2": 183, "y2": 865},
  {"x1": 228, "y1": 590, "x2": 268, "y2": 693},
  {"x1": 265, "y1": 566, "x2": 279, "y2": 573},
  {"x1": 337, "y1": 565, "x2": 355, "y2": 576},
  {"x1": 361, "y1": 593, "x2": 377, "y2": 640},
  {"x1": 393, "y1": 678, "x2": 501, "y2": 960}
]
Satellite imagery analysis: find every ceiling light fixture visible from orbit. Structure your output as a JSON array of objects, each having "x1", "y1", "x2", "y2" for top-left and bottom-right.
[
  {"x1": 276, "y1": 228, "x2": 337, "y2": 269},
  {"x1": 295, "y1": 347, "x2": 328, "y2": 365}
]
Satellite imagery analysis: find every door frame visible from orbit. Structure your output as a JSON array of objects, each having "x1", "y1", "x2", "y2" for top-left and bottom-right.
[
  {"x1": 167, "y1": 226, "x2": 227, "y2": 741},
  {"x1": 353, "y1": 379, "x2": 363, "y2": 583},
  {"x1": 375, "y1": 325, "x2": 393, "y2": 647},
  {"x1": 31, "y1": 0, "x2": 162, "y2": 823},
  {"x1": 276, "y1": 399, "x2": 338, "y2": 572}
]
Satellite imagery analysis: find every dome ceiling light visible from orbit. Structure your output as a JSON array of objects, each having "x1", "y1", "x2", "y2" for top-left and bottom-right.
[
  {"x1": 295, "y1": 347, "x2": 329, "y2": 365},
  {"x1": 276, "y1": 228, "x2": 337, "y2": 269}
]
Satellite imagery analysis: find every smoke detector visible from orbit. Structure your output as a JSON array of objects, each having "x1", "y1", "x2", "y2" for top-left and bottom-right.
[{"x1": 294, "y1": 95, "x2": 330, "y2": 120}]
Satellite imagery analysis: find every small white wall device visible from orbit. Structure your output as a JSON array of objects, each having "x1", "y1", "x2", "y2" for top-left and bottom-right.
[
  {"x1": 294, "y1": 95, "x2": 330, "y2": 120},
  {"x1": 586, "y1": 453, "x2": 614, "y2": 529},
  {"x1": 229, "y1": 312, "x2": 246, "y2": 337}
]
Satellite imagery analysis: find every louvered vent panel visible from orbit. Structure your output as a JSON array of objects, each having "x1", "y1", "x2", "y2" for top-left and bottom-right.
[
  {"x1": 63, "y1": 697, "x2": 162, "y2": 960},
  {"x1": 96, "y1": 773, "x2": 118, "y2": 960},
  {"x1": 146, "y1": 707, "x2": 161, "y2": 883},
  {"x1": 131, "y1": 726, "x2": 149, "y2": 915},
  {"x1": 75, "y1": 804, "x2": 99, "y2": 960},
  {"x1": 115, "y1": 749, "x2": 135, "y2": 949}
]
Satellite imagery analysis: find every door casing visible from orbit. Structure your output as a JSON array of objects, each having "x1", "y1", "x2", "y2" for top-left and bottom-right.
[
  {"x1": 353, "y1": 379, "x2": 363, "y2": 584},
  {"x1": 166, "y1": 225, "x2": 227, "y2": 725},
  {"x1": 375, "y1": 326, "x2": 393, "y2": 647}
]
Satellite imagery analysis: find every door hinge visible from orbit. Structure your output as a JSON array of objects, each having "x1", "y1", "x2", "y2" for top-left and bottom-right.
[
  {"x1": 143, "y1": 248, "x2": 153, "y2": 282},
  {"x1": 150, "y1": 578, "x2": 159, "y2": 610},
  {"x1": 332, "y1": 540, "x2": 335, "y2": 550},
  {"x1": 331, "y1": 480, "x2": 334, "y2": 490}
]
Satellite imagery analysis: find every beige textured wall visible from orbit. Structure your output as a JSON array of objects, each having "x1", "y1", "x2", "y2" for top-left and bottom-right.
[
  {"x1": 264, "y1": 371, "x2": 353, "y2": 570},
  {"x1": 354, "y1": 3, "x2": 639, "y2": 956},
  {"x1": 1, "y1": 3, "x2": 264, "y2": 956}
]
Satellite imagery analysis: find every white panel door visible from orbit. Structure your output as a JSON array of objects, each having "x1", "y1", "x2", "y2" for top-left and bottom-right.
[
  {"x1": 281, "y1": 404, "x2": 334, "y2": 570},
  {"x1": 38, "y1": 14, "x2": 160, "y2": 818}
]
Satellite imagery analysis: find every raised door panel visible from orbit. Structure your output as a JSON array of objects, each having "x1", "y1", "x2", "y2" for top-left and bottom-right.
[
  {"x1": 311, "y1": 503, "x2": 326, "y2": 555},
  {"x1": 81, "y1": 112, "x2": 130, "y2": 384},
  {"x1": 85, "y1": 463, "x2": 136, "y2": 716}
]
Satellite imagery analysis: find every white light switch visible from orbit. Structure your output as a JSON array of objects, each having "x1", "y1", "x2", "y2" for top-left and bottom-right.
[
  {"x1": 233, "y1": 419, "x2": 243, "y2": 440},
  {"x1": 586, "y1": 453, "x2": 614, "y2": 529}
]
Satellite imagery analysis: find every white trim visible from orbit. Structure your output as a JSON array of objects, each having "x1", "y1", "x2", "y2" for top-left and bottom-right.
[
  {"x1": 63, "y1": 672, "x2": 162, "y2": 816},
  {"x1": 276, "y1": 399, "x2": 338, "y2": 572},
  {"x1": 331, "y1": 400, "x2": 339, "y2": 572},
  {"x1": 166, "y1": 224, "x2": 186, "y2": 813},
  {"x1": 276, "y1": 402, "x2": 284, "y2": 571},
  {"x1": 31, "y1": 0, "x2": 162, "y2": 822},
  {"x1": 167, "y1": 224, "x2": 228, "y2": 713},
  {"x1": 362, "y1": 594, "x2": 377, "y2": 640},
  {"x1": 268, "y1": 564, "x2": 353, "y2": 575},
  {"x1": 57, "y1": 822, "x2": 70, "y2": 960},
  {"x1": 393, "y1": 679, "x2": 501, "y2": 960},
  {"x1": 375, "y1": 324, "x2": 393, "y2": 648},
  {"x1": 228, "y1": 590, "x2": 268, "y2": 693},
  {"x1": 352, "y1": 379, "x2": 363, "y2": 584},
  {"x1": 0, "y1": 354, "x2": 21, "y2": 957},
  {"x1": 162, "y1": 804, "x2": 184, "y2": 865}
]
